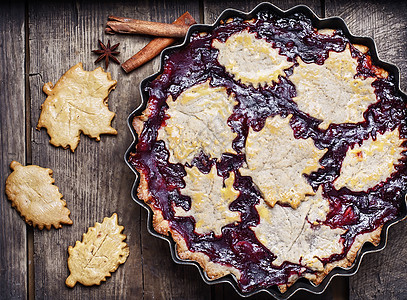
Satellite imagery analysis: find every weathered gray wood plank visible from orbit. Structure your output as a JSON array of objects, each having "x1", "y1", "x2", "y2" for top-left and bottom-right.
[
  {"x1": 28, "y1": 0, "x2": 207, "y2": 299},
  {"x1": 0, "y1": 2, "x2": 27, "y2": 300},
  {"x1": 203, "y1": 0, "x2": 322, "y2": 24},
  {"x1": 325, "y1": 1, "x2": 407, "y2": 300},
  {"x1": 28, "y1": 1, "x2": 145, "y2": 299},
  {"x1": 326, "y1": 0, "x2": 407, "y2": 92},
  {"x1": 22, "y1": 1, "x2": 406, "y2": 299}
]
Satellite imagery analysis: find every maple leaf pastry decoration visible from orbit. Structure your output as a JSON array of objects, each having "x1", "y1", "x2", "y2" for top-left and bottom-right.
[
  {"x1": 92, "y1": 39, "x2": 120, "y2": 70},
  {"x1": 128, "y1": 8, "x2": 407, "y2": 295},
  {"x1": 37, "y1": 63, "x2": 117, "y2": 152}
]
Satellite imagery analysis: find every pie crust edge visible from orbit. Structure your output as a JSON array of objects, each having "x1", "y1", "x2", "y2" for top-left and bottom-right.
[{"x1": 131, "y1": 109, "x2": 384, "y2": 293}]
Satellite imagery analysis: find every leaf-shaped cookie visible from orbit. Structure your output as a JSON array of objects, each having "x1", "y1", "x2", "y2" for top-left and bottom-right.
[
  {"x1": 5, "y1": 161, "x2": 73, "y2": 230},
  {"x1": 66, "y1": 213, "x2": 129, "y2": 287},
  {"x1": 37, "y1": 62, "x2": 117, "y2": 152}
]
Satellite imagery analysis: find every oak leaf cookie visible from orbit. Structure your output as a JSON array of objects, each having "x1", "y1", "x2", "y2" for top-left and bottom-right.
[
  {"x1": 5, "y1": 161, "x2": 72, "y2": 230},
  {"x1": 66, "y1": 213, "x2": 129, "y2": 287},
  {"x1": 37, "y1": 62, "x2": 117, "y2": 152}
]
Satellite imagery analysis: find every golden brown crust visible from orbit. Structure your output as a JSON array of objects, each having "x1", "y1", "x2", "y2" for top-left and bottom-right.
[
  {"x1": 136, "y1": 157, "x2": 239, "y2": 278},
  {"x1": 315, "y1": 226, "x2": 382, "y2": 284},
  {"x1": 130, "y1": 29, "x2": 395, "y2": 293},
  {"x1": 5, "y1": 161, "x2": 73, "y2": 230},
  {"x1": 172, "y1": 228, "x2": 241, "y2": 280},
  {"x1": 132, "y1": 97, "x2": 387, "y2": 293},
  {"x1": 352, "y1": 44, "x2": 389, "y2": 78},
  {"x1": 134, "y1": 109, "x2": 384, "y2": 290},
  {"x1": 133, "y1": 114, "x2": 172, "y2": 237},
  {"x1": 132, "y1": 111, "x2": 241, "y2": 281},
  {"x1": 353, "y1": 44, "x2": 369, "y2": 54},
  {"x1": 37, "y1": 63, "x2": 117, "y2": 152},
  {"x1": 277, "y1": 226, "x2": 383, "y2": 292},
  {"x1": 374, "y1": 66, "x2": 389, "y2": 79},
  {"x1": 65, "y1": 213, "x2": 129, "y2": 287}
]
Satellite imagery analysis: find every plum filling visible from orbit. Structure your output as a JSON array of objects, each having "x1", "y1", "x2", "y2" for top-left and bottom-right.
[{"x1": 129, "y1": 11, "x2": 407, "y2": 292}]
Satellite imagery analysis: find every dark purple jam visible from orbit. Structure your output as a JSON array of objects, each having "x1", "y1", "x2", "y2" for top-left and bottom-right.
[{"x1": 129, "y1": 11, "x2": 407, "y2": 293}]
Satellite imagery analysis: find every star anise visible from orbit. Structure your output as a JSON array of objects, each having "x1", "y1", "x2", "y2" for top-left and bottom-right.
[{"x1": 92, "y1": 40, "x2": 120, "y2": 70}]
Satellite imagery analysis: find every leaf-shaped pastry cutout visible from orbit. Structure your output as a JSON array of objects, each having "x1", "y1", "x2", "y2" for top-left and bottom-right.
[
  {"x1": 65, "y1": 213, "x2": 129, "y2": 287},
  {"x1": 5, "y1": 161, "x2": 72, "y2": 230},
  {"x1": 37, "y1": 62, "x2": 117, "y2": 152},
  {"x1": 240, "y1": 115, "x2": 327, "y2": 209},
  {"x1": 334, "y1": 127, "x2": 406, "y2": 191},
  {"x1": 157, "y1": 80, "x2": 237, "y2": 164},
  {"x1": 174, "y1": 166, "x2": 241, "y2": 236},
  {"x1": 290, "y1": 45, "x2": 378, "y2": 129},
  {"x1": 252, "y1": 187, "x2": 345, "y2": 271},
  {"x1": 212, "y1": 30, "x2": 294, "y2": 87}
]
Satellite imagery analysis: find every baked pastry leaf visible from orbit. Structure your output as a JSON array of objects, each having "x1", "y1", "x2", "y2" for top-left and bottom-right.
[
  {"x1": 213, "y1": 30, "x2": 293, "y2": 87},
  {"x1": 157, "y1": 80, "x2": 237, "y2": 164},
  {"x1": 65, "y1": 213, "x2": 129, "y2": 287},
  {"x1": 129, "y1": 9, "x2": 407, "y2": 294},
  {"x1": 5, "y1": 161, "x2": 72, "y2": 230},
  {"x1": 241, "y1": 114, "x2": 327, "y2": 208},
  {"x1": 174, "y1": 165, "x2": 240, "y2": 236},
  {"x1": 37, "y1": 62, "x2": 117, "y2": 152},
  {"x1": 334, "y1": 127, "x2": 406, "y2": 191},
  {"x1": 290, "y1": 45, "x2": 377, "y2": 129}
]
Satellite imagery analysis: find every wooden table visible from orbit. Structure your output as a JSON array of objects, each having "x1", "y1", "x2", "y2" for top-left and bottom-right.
[{"x1": 1, "y1": 1, "x2": 405, "y2": 299}]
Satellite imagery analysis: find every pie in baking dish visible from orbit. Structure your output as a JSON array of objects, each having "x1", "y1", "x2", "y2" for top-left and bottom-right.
[{"x1": 129, "y1": 10, "x2": 407, "y2": 293}]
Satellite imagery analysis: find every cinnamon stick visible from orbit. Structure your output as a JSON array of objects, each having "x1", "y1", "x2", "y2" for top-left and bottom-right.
[
  {"x1": 121, "y1": 12, "x2": 196, "y2": 73},
  {"x1": 106, "y1": 16, "x2": 190, "y2": 38}
]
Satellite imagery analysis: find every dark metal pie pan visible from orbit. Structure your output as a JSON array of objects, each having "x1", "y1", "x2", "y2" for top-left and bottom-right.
[{"x1": 124, "y1": 2, "x2": 407, "y2": 299}]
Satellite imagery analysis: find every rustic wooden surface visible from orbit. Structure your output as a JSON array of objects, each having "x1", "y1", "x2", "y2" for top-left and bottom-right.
[
  {"x1": 0, "y1": 0, "x2": 405, "y2": 299},
  {"x1": 0, "y1": 2, "x2": 27, "y2": 300}
]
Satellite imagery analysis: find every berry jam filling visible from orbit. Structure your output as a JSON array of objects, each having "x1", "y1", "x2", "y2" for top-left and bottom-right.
[{"x1": 129, "y1": 11, "x2": 407, "y2": 292}]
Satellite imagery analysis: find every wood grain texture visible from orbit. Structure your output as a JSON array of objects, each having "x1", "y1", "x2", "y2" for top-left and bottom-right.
[
  {"x1": 28, "y1": 1, "x2": 144, "y2": 299},
  {"x1": 203, "y1": 0, "x2": 322, "y2": 24},
  {"x1": 326, "y1": 0, "x2": 407, "y2": 92},
  {"x1": 28, "y1": 0, "x2": 204, "y2": 299},
  {"x1": 110, "y1": 1, "x2": 208, "y2": 299},
  {"x1": 2, "y1": 0, "x2": 404, "y2": 299},
  {"x1": 325, "y1": 1, "x2": 407, "y2": 300},
  {"x1": 0, "y1": 2, "x2": 27, "y2": 300}
]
